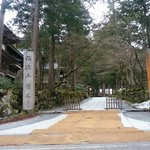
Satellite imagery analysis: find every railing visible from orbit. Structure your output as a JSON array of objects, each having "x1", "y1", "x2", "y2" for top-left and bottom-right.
[
  {"x1": 64, "y1": 97, "x2": 81, "y2": 111},
  {"x1": 106, "y1": 96, "x2": 122, "y2": 109}
]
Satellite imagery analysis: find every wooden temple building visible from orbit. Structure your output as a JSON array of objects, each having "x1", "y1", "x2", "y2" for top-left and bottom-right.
[{"x1": 0, "y1": 25, "x2": 23, "y2": 80}]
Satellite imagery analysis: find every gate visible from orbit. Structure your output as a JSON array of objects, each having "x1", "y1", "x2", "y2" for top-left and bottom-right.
[
  {"x1": 106, "y1": 97, "x2": 122, "y2": 109},
  {"x1": 64, "y1": 97, "x2": 81, "y2": 111}
]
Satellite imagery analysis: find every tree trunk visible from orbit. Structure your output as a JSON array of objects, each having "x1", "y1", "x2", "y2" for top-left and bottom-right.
[
  {"x1": 0, "y1": 0, "x2": 6, "y2": 71},
  {"x1": 36, "y1": 36, "x2": 43, "y2": 89},
  {"x1": 36, "y1": 52, "x2": 43, "y2": 89},
  {"x1": 134, "y1": 50, "x2": 144, "y2": 88},
  {"x1": 96, "y1": 86, "x2": 99, "y2": 97},
  {"x1": 31, "y1": 0, "x2": 39, "y2": 62},
  {"x1": 56, "y1": 54, "x2": 60, "y2": 87},
  {"x1": 70, "y1": 60, "x2": 76, "y2": 91},
  {"x1": 142, "y1": 0, "x2": 150, "y2": 98},
  {"x1": 102, "y1": 83, "x2": 106, "y2": 97},
  {"x1": 48, "y1": 34, "x2": 55, "y2": 92},
  {"x1": 115, "y1": 77, "x2": 120, "y2": 91}
]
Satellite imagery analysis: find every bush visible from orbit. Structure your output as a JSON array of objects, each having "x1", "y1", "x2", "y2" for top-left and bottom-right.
[
  {"x1": 35, "y1": 89, "x2": 54, "y2": 110},
  {"x1": 115, "y1": 88, "x2": 149, "y2": 103},
  {"x1": 0, "y1": 77, "x2": 88, "y2": 113},
  {"x1": 0, "y1": 77, "x2": 23, "y2": 116},
  {"x1": 0, "y1": 77, "x2": 14, "y2": 89},
  {"x1": 0, "y1": 77, "x2": 23, "y2": 90},
  {"x1": 35, "y1": 89, "x2": 87, "y2": 110},
  {"x1": 11, "y1": 89, "x2": 23, "y2": 113},
  {"x1": 13, "y1": 80, "x2": 23, "y2": 89}
]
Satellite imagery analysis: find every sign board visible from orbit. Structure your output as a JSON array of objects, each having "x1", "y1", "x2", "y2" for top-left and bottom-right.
[{"x1": 23, "y1": 51, "x2": 35, "y2": 110}]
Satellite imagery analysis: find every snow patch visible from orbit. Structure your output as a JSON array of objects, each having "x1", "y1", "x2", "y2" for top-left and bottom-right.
[{"x1": 131, "y1": 100, "x2": 150, "y2": 109}]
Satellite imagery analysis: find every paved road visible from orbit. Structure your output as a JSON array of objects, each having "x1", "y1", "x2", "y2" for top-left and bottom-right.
[
  {"x1": 80, "y1": 97, "x2": 106, "y2": 110},
  {"x1": 0, "y1": 97, "x2": 150, "y2": 135},
  {"x1": 0, "y1": 114, "x2": 67, "y2": 135},
  {"x1": 1, "y1": 142, "x2": 150, "y2": 150},
  {"x1": 0, "y1": 114, "x2": 62, "y2": 131},
  {"x1": 123, "y1": 112, "x2": 150, "y2": 122},
  {"x1": 0, "y1": 97, "x2": 150, "y2": 148}
]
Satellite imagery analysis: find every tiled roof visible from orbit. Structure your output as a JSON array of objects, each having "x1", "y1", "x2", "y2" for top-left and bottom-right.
[{"x1": 3, "y1": 25, "x2": 21, "y2": 44}]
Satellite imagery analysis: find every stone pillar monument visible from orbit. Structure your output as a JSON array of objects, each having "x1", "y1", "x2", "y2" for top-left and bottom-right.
[{"x1": 23, "y1": 51, "x2": 35, "y2": 110}]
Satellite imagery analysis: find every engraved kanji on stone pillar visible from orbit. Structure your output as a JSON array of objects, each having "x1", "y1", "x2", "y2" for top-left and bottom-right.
[{"x1": 23, "y1": 51, "x2": 35, "y2": 110}]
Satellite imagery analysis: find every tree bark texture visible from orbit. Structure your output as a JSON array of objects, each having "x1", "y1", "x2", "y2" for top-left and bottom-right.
[
  {"x1": 48, "y1": 34, "x2": 55, "y2": 92},
  {"x1": 0, "y1": 0, "x2": 6, "y2": 71},
  {"x1": 56, "y1": 54, "x2": 60, "y2": 86},
  {"x1": 31, "y1": 0, "x2": 39, "y2": 61},
  {"x1": 102, "y1": 83, "x2": 106, "y2": 97},
  {"x1": 142, "y1": 0, "x2": 150, "y2": 98}
]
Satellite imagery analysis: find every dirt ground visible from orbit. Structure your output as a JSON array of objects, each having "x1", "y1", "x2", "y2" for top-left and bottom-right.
[{"x1": 0, "y1": 110, "x2": 150, "y2": 145}]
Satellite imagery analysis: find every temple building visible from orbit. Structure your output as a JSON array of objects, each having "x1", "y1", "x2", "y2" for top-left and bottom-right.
[{"x1": 0, "y1": 25, "x2": 23, "y2": 80}]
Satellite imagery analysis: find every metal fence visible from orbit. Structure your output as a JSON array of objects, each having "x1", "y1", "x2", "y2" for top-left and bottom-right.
[
  {"x1": 106, "y1": 97, "x2": 122, "y2": 109},
  {"x1": 64, "y1": 97, "x2": 81, "y2": 111}
]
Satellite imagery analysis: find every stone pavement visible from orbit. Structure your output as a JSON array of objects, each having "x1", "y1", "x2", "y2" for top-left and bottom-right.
[
  {"x1": 80, "y1": 97, "x2": 106, "y2": 110},
  {"x1": 0, "y1": 97, "x2": 150, "y2": 146}
]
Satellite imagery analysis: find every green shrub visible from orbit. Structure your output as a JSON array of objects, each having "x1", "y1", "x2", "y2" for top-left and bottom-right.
[
  {"x1": 115, "y1": 88, "x2": 149, "y2": 103},
  {"x1": 76, "y1": 84, "x2": 85, "y2": 92},
  {"x1": 13, "y1": 80, "x2": 23, "y2": 89},
  {"x1": 0, "y1": 77, "x2": 23, "y2": 116},
  {"x1": 11, "y1": 89, "x2": 23, "y2": 113},
  {"x1": 0, "y1": 77, "x2": 23, "y2": 90},
  {"x1": 0, "y1": 77, "x2": 14, "y2": 89},
  {"x1": 35, "y1": 89, "x2": 87, "y2": 110},
  {"x1": 36, "y1": 89, "x2": 55, "y2": 110}
]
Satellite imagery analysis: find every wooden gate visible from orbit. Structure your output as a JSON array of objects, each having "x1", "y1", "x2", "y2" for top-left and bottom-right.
[
  {"x1": 106, "y1": 97, "x2": 122, "y2": 109},
  {"x1": 64, "y1": 97, "x2": 81, "y2": 111}
]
